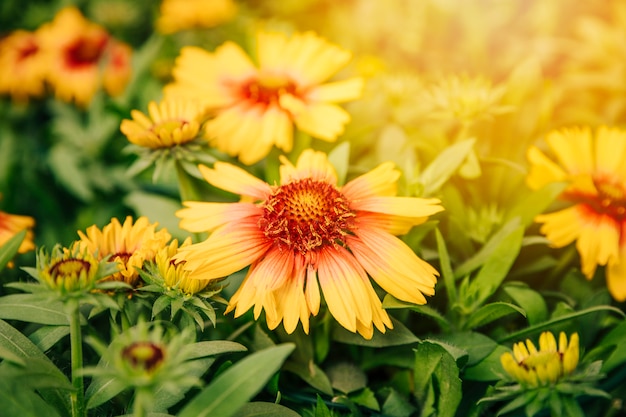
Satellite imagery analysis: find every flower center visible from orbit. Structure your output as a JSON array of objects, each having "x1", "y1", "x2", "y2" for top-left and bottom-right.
[
  {"x1": 241, "y1": 73, "x2": 298, "y2": 106},
  {"x1": 49, "y1": 259, "x2": 91, "y2": 282},
  {"x1": 565, "y1": 175, "x2": 626, "y2": 220},
  {"x1": 259, "y1": 179, "x2": 355, "y2": 255},
  {"x1": 18, "y1": 39, "x2": 39, "y2": 62},
  {"x1": 65, "y1": 34, "x2": 108, "y2": 68},
  {"x1": 121, "y1": 341, "x2": 165, "y2": 372}
]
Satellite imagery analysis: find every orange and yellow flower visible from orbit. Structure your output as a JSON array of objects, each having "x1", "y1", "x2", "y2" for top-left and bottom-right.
[
  {"x1": 38, "y1": 6, "x2": 132, "y2": 106},
  {"x1": 0, "y1": 210, "x2": 36, "y2": 255},
  {"x1": 527, "y1": 126, "x2": 626, "y2": 300},
  {"x1": 175, "y1": 149, "x2": 443, "y2": 338},
  {"x1": 77, "y1": 216, "x2": 171, "y2": 287},
  {"x1": 120, "y1": 99, "x2": 207, "y2": 149},
  {"x1": 156, "y1": 0, "x2": 237, "y2": 34},
  {"x1": 164, "y1": 31, "x2": 363, "y2": 165},
  {"x1": 0, "y1": 29, "x2": 47, "y2": 103},
  {"x1": 156, "y1": 238, "x2": 211, "y2": 295}
]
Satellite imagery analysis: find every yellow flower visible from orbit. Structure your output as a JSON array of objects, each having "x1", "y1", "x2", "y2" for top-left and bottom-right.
[
  {"x1": 156, "y1": 238, "x2": 211, "y2": 295},
  {"x1": 164, "y1": 31, "x2": 363, "y2": 165},
  {"x1": 121, "y1": 99, "x2": 207, "y2": 149},
  {"x1": 526, "y1": 126, "x2": 626, "y2": 301},
  {"x1": 0, "y1": 29, "x2": 47, "y2": 103},
  {"x1": 38, "y1": 7, "x2": 132, "y2": 106},
  {"x1": 0, "y1": 210, "x2": 35, "y2": 255},
  {"x1": 156, "y1": 0, "x2": 237, "y2": 34},
  {"x1": 500, "y1": 332, "x2": 579, "y2": 388},
  {"x1": 38, "y1": 243, "x2": 102, "y2": 294},
  {"x1": 175, "y1": 149, "x2": 443, "y2": 338},
  {"x1": 77, "y1": 216, "x2": 171, "y2": 287}
]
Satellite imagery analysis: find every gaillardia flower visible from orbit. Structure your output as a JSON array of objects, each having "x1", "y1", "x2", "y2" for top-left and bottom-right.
[
  {"x1": 156, "y1": 0, "x2": 237, "y2": 34},
  {"x1": 175, "y1": 149, "x2": 443, "y2": 338},
  {"x1": 77, "y1": 216, "x2": 171, "y2": 287},
  {"x1": 38, "y1": 6, "x2": 132, "y2": 106},
  {"x1": 0, "y1": 210, "x2": 35, "y2": 255},
  {"x1": 155, "y1": 238, "x2": 212, "y2": 295},
  {"x1": 0, "y1": 29, "x2": 46, "y2": 102},
  {"x1": 164, "y1": 31, "x2": 364, "y2": 165},
  {"x1": 120, "y1": 99, "x2": 208, "y2": 149},
  {"x1": 526, "y1": 126, "x2": 626, "y2": 301},
  {"x1": 500, "y1": 331, "x2": 579, "y2": 388}
]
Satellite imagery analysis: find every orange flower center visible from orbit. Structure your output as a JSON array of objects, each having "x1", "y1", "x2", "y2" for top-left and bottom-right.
[
  {"x1": 259, "y1": 179, "x2": 356, "y2": 254},
  {"x1": 65, "y1": 34, "x2": 108, "y2": 68},
  {"x1": 18, "y1": 39, "x2": 39, "y2": 62},
  {"x1": 121, "y1": 341, "x2": 165, "y2": 372},
  {"x1": 49, "y1": 259, "x2": 91, "y2": 282},
  {"x1": 241, "y1": 73, "x2": 299, "y2": 106},
  {"x1": 566, "y1": 175, "x2": 626, "y2": 220}
]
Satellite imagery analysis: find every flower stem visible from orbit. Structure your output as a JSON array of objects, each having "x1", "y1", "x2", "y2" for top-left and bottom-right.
[{"x1": 69, "y1": 301, "x2": 85, "y2": 417}]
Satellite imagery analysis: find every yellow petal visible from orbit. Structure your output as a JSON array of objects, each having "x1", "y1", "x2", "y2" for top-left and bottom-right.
[
  {"x1": 547, "y1": 127, "x2": 594, "y2": 175},
  {"x1": 198, "y1": 163, "x2": 271, "y2": 200},
  {"x1": 177, "y1": 202, "x2": 261, "y2": 233},
  {"x1": 310, "y1": 78, "x2": 364, "y2": 103},
  {"x1": 352, "y1": 196, "x2": 444, "y2": 220},
  {"x1": 342, "y1": 162, "x2": 400, "y2": 200},
  {"x1": 279, "y1": 148, "x2": 338, "y2": 184},
  {"x1": 292, "y1": 102, "x2": 351, "y2": 142},
  {"x1": 526, "y1": 146, "x2": 567, "y2": 190}
]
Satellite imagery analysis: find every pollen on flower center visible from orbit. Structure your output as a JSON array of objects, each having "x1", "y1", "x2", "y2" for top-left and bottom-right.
[
  {"x1": 18, "y1": 41, "x2": 38, "y2": 62},
  {"x1": 49, "y1": 259, "x2": 91, "y2": 281},
  {"x1": 259, "y1": 178, "x2": 355, "y2": 254},
  {"x1": 241, "y1": 73, "x2": 299, "y2": 106},
  {"x1": 587, "y1": 176, "x2": 626, "y2": 219}
]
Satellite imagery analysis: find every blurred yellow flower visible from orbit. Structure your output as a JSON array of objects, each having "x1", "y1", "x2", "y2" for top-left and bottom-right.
[
  {"x1": 174, "y1": 149, "x2": 443, "y2": 338},
  {"x1": 527, "y1": 126, "x2": 626, "y2": 301},
  {"x1": 38, "y1": 243, "x2": 102, "y2": 294},
  {"x1": 121, "y1": 99, "x2": 208, "y2": 149},
  {"x1": 38, "y1": 6, "x2": 132, "y2": 106},
  {"x1": 78, "y1": 216, "x2": 171, "y2": 287},
  {"x1": 164, "y1": 31, "x2": 363, "y2": 165},
  {"x1": 156, "y1": 238, "x2": 211, "y2": 295},
  {"x1": 156, "y1": 0, "x2": 237, "y2": 34},
  {"x1": 0, "y1": 29, "x2": 47, "y2": 103},
  {"x1": 500, "y1": 331, "x2": 579, "y2": 388},
  {"x1": 0, "y1": 210, "x2": 35, "y2": 255}
]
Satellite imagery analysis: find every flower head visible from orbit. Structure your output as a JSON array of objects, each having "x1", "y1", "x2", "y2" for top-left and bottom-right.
[
  {"x1": 175, "y1": 149, "x2": 443, "y2": 338},
  {"x1": 164, "y1": 31, "x2": 364, "y2": 165},
  {"x1": 156, "y1": 0, "x2": 237, "y2": 34},
  {"x1": 526, "y1": 126, "x2": 626, "y2": 300},
  {"x1": 38, "y1": 6, "x2": 132, "y2": 106},
  {"x1": 0, "y1": 29, "x2": 47, "y2": 103},
  {"x1": 0, "y1": 210, "x2": 35, "y2": 255},
  {"x1": 155, "y1": 238, "x2": 212, "y2": 295},
  {"x1": 77, "y1": 216, "x2": 171, "y2": 287},
  {"x1": 500, "y1": 331, "x2": 579, "y2": 388},
  {"x1": 121, "y1": 99, "x2": 207, "y2": 149}
]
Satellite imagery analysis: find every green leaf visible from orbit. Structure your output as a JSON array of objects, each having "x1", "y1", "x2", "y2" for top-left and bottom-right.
[
  {"x1": 591, "y1": 319, "x2": 626, "y2": 372},
  {"x1": 432, "y1": 331, "x2": 496, "y2": 366},
  {"x1": 233, "y1": 402, "x2": 301, "y2": 417},
  {"x1": 326, "y1": 361, "x2": 367, "y2": 394},
  {"x1": 463, "y1": 302, "x2": 526, "y2": 330},
  {"x1": 0, "y1": 229, "x2": 25, "y2": 271},
  {"x1": 332, "y1": 316, "x2": 419, "y2": 347},
  {"x1": 183, "y1": 341, "x2": 248, "y2": 360},
  {"x1": 28, "y1": 326, "x2": 70, "y2": 352},
  {"x1": 48, "y1": 143, "x2": 94, "y2": 201},
  {"x1": 436, "y1": 228, "x2": 457, "y2": 309},
  {"x1": 497, "y1": 305, "x2": 625, "y2": 343},
  {"x1": 0, "y1": 294, "x2": 69, "y2": 325},
  {"x1": 413, "y1": 341, "x2": 462, "y2": 417},
  {"x1": 381, "y1": 387, "x2": 417, "y2": 417},
  {"x1": 349, "y1": 387, "x2": 380, "y2": 411},
  {"x1": 314, "y1": 395, "x2": 333, "y2": 417},
  {"x1": 419, "y1": 138, "x2": 476, "y2": 196},
  {"x1": 123, "y1": 190, "x2": 189, "y2": 240},
  {"x1": 382, "y1": 294, "x2": 451, "y2": 332},
  {"x1": 177, "y1": 343, "x2": 295, "y2": 417},
  {"x1": 282, "y1": 360, "x2": 333, "y2": 395},
  {"x1": 464, "y1": 225, "x2": 524, "y2": 308},
  {"x1": 455, "y1": 217, "x2": 522, "y2": 279},
  {"x1": 463, "y1": 345, "x2": 509, "y2": 381},
  {"x1": 503, "y1": 282, "x2": 548, "y2": 325},
  {"x1": 0, "y1": 378, "x2": 62, "y2": 417},
  {"x1": 85, "y1": 376, "x2": 127, "y2": 409}
]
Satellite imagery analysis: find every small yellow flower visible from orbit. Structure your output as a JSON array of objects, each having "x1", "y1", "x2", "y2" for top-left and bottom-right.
[
  {"x1": 38, "y1": 244, "x2": 102, "y2": 294},
  {"x1": 0, "y1": 29, "x2": 47, "y2": 103},
  {"x1": 175, "y1": 149, "x2": 443, "y2": 338},
  {"x1": 120, "y1": 99, "x2": 207, "y2": 149},
  {"x1": 527, "y1": 126, "x2": 626, "y2": 301},
  {"x1": 422, "y1": 75, "x2": 512, "y2": 123},
  {"x1": 156, "y1": 0, "x2": 237, "y2": 34},
  {"x1": 77, "y1": 216, "x2": 171, "y2": 287},
  {"x1": 500, "y1": 331, "x2": 580, "y2": 388},
  {"x1": 165, "y1": 30, "x2": 363, "y2": 165},
  {"x1": 0, "y1": 210, "x2": 35, "y2": 255},
  {"x1": 156, "y1": 238, "x2": 211, "y2": 295}
]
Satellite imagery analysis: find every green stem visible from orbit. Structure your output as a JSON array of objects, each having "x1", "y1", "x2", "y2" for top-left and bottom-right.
[
  {"x1": 133, "y1": 388, "x2": 150, "y2": 417},
  {"x1": 69, "y1": 301, "x2": 85, "y2": 417},
  {"x1": 175, "y1": 160, "x2": 203, "y2": 203}
]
